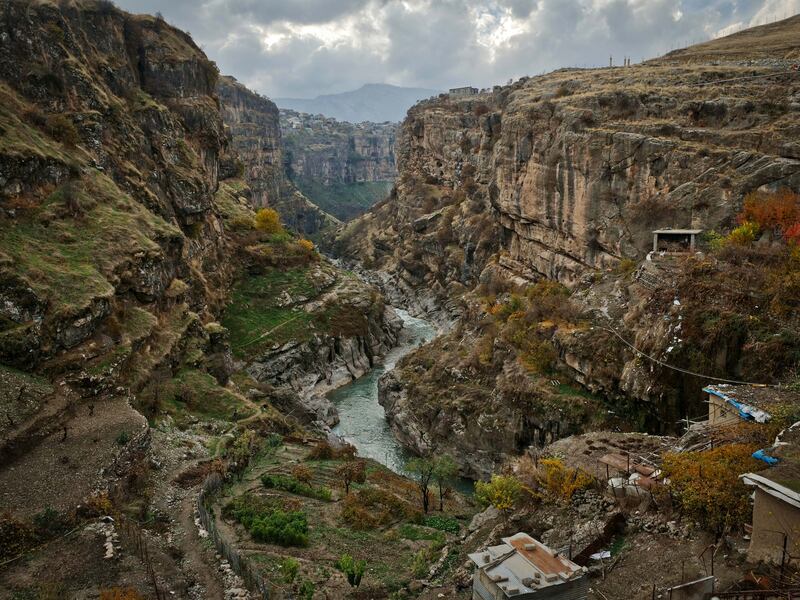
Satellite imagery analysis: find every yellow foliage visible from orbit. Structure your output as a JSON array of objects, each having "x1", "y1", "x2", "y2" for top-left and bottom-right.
[
  {"x1": 298, "y1": 238, "x2": 315, "y2": 252},
  {"x1": 537, "y1": 458, "x2": 593, "y2": 502},
  {"x1": 726, "y1": 221, "x2": 760, "y2": 246},
  {"x1": 661, "y1": 444, "x2": 764, "y2": 534},
  {"x1": 254, "y1": 208, "x2": 283, "y2": 234},
  {"x1": 85, "y1": 491, "x2": 113, "y2": 516},
  {"x1": 474, "y1": 474, "x2": 522, "y2": 513}
]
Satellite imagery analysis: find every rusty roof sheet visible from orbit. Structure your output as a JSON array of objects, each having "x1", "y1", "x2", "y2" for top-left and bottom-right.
[{"x1": 507, "y1": 533, "x2": 581, "y2": 577}]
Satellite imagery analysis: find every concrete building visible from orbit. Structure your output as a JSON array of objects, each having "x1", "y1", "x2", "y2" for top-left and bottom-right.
[
  {"x1": 651, "y1": 228, "x2": 702, "y2": 252},
  {"x1": 741, "y1": 424, "x2": 800, "y2": 564},
  {"x1": 449, "y1": 86, "x2": 479, "y2": 97},
  {"x1": 468, "y1": 532, "x2": 588, "y2": 600}
]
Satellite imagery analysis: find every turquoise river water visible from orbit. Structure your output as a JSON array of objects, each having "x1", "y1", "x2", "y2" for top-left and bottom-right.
[{"x1": 327, "y1": 309, "x2": 437, "y2": 475}]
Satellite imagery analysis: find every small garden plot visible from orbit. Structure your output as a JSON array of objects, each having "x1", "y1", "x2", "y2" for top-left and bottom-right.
[{"x1": 213, "y1": 441, "x2": 477, "y2": 597}]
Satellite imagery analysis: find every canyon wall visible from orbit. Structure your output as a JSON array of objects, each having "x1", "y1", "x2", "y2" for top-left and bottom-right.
[
  {"x1": 217, "y1": 76, "x2": 340, "y2": 234},
  {"x1": 0, "y1": 0, "x2": 230, "y2": 369},
  {"x1": 335, "y1": 18, "x2": 800, "y2": 476},
  {"x1": 0, "y1": 0, "x2": 394, "y2": 513},
  {"x1": 281, "y1": 109, "x2": 397, "y2": 221}
]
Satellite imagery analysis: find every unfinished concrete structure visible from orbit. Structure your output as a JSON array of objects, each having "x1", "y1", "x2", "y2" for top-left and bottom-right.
[
  {"x1": 468, "y1": 532, "x2": 588, "y2": 600},
  {"x1": 651, "y1": 228, "x2": 702, "y2": 252},
  {"x1": 449, "y1": 86, "x2": 479, "y2": 97},
  {"x1": 741, "y1": 424, "x2": 800, "y2": 565}
]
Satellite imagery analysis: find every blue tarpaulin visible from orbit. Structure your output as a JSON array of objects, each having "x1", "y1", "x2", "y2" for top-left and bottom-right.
[{"x1": 752, "y1": 449, "x2": 779, "y2": 465}]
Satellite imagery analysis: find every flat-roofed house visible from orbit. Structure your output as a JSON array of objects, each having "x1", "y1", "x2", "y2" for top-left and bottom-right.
[
  {"x1": 449, "y1": 86, "x2": 479, "y2": 97},
  {"x1": 468, "y1": 532, "x2": 588, "y2": 600},
  {"x1": 652, "y1": 228, "x2": 702, "y2": 253}
]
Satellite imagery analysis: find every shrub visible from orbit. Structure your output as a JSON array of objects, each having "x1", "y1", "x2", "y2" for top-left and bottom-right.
[
  {"x1": 249, "y1": 509, "x2": 308, "y2": 546},
  {"x1": 411, "y1": 547, "x2": 432, "y2": 578},
  {"x1": 306, "y1": 440, "x2": 355, "y2": 460},
  {"x1": 661, "y1": 443, "x2": 764, "y2": 534},
  {"x1": 45, "y1": 114, "x2": 79, "y2": 146},
  {"x1": 226, "y1": 494, "x2": 308, "y2": 546},
  {"x1": 227, "y1": 429, "x2": 261, "y2": 480},
  {"x1": 786, "y1": 222, "x2": 800, "y2": 246},
  {"x1": 297, "y1": 580, "x2": 315, "y2": 599},
  {"x1": 740, "y1": 189, "x2": 800, "y2": 237},
  {"x1": 702, "y1": 229, "x2": 726, "y2": 251},
  {"x1": 33, "y1": 506, "x2": 69, "y2": 537},
  {"x1": 518, "y1": 339, "x2": 557, "y2": 374},
  {"x1": 278, "y1": 557, "x2": 299, "y2": 583},
  {"x1": 84, "y1": 492, "x2": 114, "y2": 516},
  {"x1": 261, "y1": 473, "x2": 332, "y2": 502},
  {"x1": 307, "y1": 440, "x2": 334, "y2": 460},
  {"x1": 615, "y1": 258, "x2": 637, "y2": 278},
  {"x1": 537, "y1": 458, "x2": 593, "y2": 502},
  {"x1": 254, "y1": 208, "x2": 283, "y2": 234},
  {"x1": 336, "y1": 553, "x2": 366, "y2": 588},
  {"x1": 297, "y1": 238, "x2": 314, "y2": 253},
  {"x1": 423, "y1": 514, "x2": 459, "y2": 534},
  {"x1": 473, "y1": 103, "x2": 490, "y2": 117},
  {"x1": 115, "y1": 430, "x2": 131, "y2": 445},
  {"x1": 474, "y1": 474, "x2": 522, "y2": 515},
  {"x1": 727, "y1": 221, "x2": 760, "y2": 246},
  {"x1": 341, "y1": 487, "x2": 419, "y2": 530},
  {"x1": 292, "y1": 464, "x2": 313, "y2": 486}
]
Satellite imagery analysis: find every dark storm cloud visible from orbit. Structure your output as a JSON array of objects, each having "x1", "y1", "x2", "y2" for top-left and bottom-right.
[{"x1": 113, "y1": 0, "x2": 796, "y2": 99}]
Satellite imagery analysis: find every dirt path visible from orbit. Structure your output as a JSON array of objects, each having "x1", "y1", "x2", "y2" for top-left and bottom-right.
[{"x1": 178, "y1": 489, "x2": 227, "y2": 599}]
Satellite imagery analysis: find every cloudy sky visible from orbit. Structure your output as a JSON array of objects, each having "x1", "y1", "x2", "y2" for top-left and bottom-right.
[{"x1": 114, "y1": 0, "x2": 800, "y2": 99}]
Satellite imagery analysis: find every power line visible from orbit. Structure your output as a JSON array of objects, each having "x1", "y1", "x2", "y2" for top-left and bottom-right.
[{"x1": 592, "y1": 325, "x2": 776, "y2": 387}]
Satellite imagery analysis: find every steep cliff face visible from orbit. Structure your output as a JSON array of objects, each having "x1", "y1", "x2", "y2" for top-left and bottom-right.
[
  {"x1": 334, "y1": 17, "x2": 800, "y2": 474},
  {"x1": 337, "y1": 19, "x2": 800, "y2": 290},
  {"x1": 0, "y1": 0, "x2": 230, "y2": 369},
  {"x1": 281, "y1": 109, "x2": 396, "y2": 220},
  {"x1": 221, "y1": 252, "x2": 401, "y2": 427},
  {"x1": 217, "y1": 76, "x2": 340, "y2": 235}
]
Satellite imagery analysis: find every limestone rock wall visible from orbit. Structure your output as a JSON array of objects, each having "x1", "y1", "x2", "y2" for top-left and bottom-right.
[
  {"x1": 0, "y1": 0, "x2": 231, "y2": 365},
  {"x1": 217, "y1": 76, "x2": 340, "y2": 234}
]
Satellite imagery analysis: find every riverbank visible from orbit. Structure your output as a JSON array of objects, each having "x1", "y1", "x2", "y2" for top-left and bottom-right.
[{"x1": 328, "y1": 309, "x2": 436, "y2": 473}]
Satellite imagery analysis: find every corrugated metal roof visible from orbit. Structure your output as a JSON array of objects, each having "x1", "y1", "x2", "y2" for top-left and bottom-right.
[{"x1": 704, "y1": 384, "x2": 799, "y2": 423}]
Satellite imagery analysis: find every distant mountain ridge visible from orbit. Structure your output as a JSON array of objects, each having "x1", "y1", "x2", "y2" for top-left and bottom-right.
[{"x1": 275, "y1": 83, "x2": 440, "y2": 123}]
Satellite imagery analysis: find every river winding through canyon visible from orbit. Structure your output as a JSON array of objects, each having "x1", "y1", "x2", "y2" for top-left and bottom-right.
[{"x1": 327, "y1": 308, "x2": 436, "y2": 475}]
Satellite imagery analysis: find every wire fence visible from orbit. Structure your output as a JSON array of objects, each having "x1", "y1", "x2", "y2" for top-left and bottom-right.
[
  {"x1": 117, "y1": 517, "x2": 167, "y2": 600},
  {"x1": 196, "y1": 472, "x2": 282, "y2": 600}
]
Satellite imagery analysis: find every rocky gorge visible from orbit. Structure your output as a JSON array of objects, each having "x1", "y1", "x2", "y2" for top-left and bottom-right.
[
  {"x1": 280, "y1": 110, "x2": 397, "y2": 221},
  {"x1": 333, "y1": 16, "x2": 800, "y2": 476},
  {"x1": 2, "y1": 2, "x2": 800, "y2": 598},
  {"x1": 217, "y1": 76, "x2": 340, "y2": 236},
  {"x1": 0, "y1": 1, "x2": 403, "y2": 596}
]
